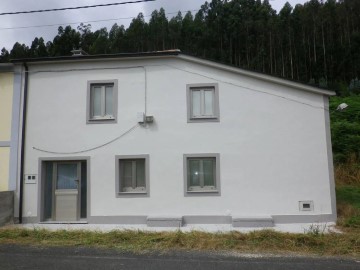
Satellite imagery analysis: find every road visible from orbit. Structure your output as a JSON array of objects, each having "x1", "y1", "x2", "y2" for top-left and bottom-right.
[{"x1": 0, "y1": 245, "x2": 358, "y2": 270}]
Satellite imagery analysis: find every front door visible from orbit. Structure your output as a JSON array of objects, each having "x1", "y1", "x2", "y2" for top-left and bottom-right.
[{"x1": 54, "y1": 162, "x2": 81, "y2": 221}]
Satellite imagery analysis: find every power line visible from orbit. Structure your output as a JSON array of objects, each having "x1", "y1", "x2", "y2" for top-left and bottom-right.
[
  {"x1": 0, "y1": 10, "x2": 199, "y2": 31},
  {"x1": 0, "y1": 0, "x2": 155, "y2": 16}
]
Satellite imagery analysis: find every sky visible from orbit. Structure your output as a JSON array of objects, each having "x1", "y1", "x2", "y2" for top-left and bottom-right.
[{"x1": 0, "y1": 0, "x2": 309, "y2": 51}]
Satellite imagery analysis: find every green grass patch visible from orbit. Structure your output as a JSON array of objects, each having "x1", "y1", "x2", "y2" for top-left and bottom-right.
[
  {"x1": 337, "y1": 186, "x2": 360, "y2": 208},
  {"x1": 336, "y1": 186, "x2": 360, "y2": 228},
  {"x1": 0, "y1": 228, "x2": 359, "y2": 257}
]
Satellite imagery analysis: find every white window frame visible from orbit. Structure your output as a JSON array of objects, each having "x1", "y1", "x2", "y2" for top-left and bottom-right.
[
  {"x1": 187, "y1": 83, "x2": 220, "y2": 123},
  {"x1": 183, "y1": 153, "x2": 220, "y2": 196},
  {"x1": 115, "y1": 155, "x2": 149, "y2": 197},
  {"x1": 87, "y1": 80, "x2": 118, "y2": 124}
]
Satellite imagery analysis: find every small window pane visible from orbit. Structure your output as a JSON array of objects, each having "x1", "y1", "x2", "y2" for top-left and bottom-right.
[
  {"x1": 191, "y1": 90, "x2": 201, "y2": 117},
  {"x1": 91, "y1": 86, "x2": 102, "y2": 117},
  {"x1": 203, "y1": 159, "x2": 215, "y2": 186},
  {"x1": 136, "y1": 160, "x2": 145, "y2": 188},
  {"x1": 56, "y1": 164, "x2": 78, "y2": 189},
  {"x1": 189, "y1": 159, "x2": 200, "y2": 187},
  {"x1": 105, "y1": 86, "x2": 113, "y2": 116},
  {"x1": 204, "y1": 90, "x2": 214, "y2": 116},
  {"x1": 121, "y1": 161, "x2": 133, "y2": 189}
]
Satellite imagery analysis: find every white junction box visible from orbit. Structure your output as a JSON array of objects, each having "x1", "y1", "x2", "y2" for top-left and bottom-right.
[{"x1": 25, "y1": 174, "x2": 37, "y2": 184}]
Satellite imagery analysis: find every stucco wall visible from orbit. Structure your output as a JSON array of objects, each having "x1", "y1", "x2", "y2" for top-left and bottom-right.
[
  {"x1": 0, "y1": 191, "x2": 14, "y2": 226},
  {"x1": 0, "y1": 72, "x2": 14, "y2": 192},
  {"x1": 21, "y1": 57, "x2": 335, "y2": 223}
]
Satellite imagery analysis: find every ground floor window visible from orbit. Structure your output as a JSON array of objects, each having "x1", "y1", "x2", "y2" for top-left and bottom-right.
[
  {"x1": 115, "y1": 155, "x2": 149, "y2": 197},
  {"x1": 183, "y1": 153, "x2": 220, "y2": 195}
]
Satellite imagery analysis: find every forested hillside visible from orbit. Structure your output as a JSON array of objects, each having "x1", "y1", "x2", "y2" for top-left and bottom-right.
[{"x1": 1, "y1": 0, "x2": 360, "y2": 94}]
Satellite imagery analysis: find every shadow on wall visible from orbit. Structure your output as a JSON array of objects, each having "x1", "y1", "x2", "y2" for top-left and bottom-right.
[{"x1": 0, "y1": 191, "x2": 14, "y2": 226}]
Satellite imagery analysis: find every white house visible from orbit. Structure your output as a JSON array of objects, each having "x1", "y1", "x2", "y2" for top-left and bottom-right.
[{"x1": 12, "y1": 50, "x2": 336, "y2": 230}]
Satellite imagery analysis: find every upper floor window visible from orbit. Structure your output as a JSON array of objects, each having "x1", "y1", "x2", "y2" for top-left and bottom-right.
[
  {"x1": 87, "y1": 80, "x2": 118, "y2": 124},
  {"x1": 187, "y1": 83, "x2": 220, "y2": 122}
]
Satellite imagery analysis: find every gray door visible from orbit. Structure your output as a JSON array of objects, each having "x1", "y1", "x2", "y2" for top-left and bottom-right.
[{"x1": 54, "y1": 162, "x2": 81, "y2": 221}]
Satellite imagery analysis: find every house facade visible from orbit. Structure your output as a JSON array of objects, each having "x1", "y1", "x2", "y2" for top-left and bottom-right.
[
  {"x1": 0, "y1": 64, "x2": 21, "y2": 193},
  {"x1": 12, "y1": 51, "x2": 336, "y2": 229}
]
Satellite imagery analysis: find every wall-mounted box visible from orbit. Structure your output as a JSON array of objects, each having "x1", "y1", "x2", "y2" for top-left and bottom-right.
[{"x1": 24, "y1": 174, "x2": 37, "y2": 184}]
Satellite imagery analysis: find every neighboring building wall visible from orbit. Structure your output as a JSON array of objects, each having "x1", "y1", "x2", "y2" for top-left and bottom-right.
[
  {"x1": 0, "y1": 191, "x2": 14, "y2": 226},
  {"x1": 21, "y1": 57, "x2": 335, "y2": 225},
  {"x1": 0, "y1": 71, "x2": 14, "y2": 191}
]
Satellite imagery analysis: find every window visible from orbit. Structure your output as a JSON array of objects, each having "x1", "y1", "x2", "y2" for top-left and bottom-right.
[
  {"x1": 187, "y1": 83, "x2": 220, "y2": 122},
  {"x1": 115, "y1": 155, "x2": 149, "y2": 197},
  {"x1": 184, "y1": 154, "x2": 220, "y2": 196},
  {"x1": 87, "y1": 80, "x2": 118, "y2": 123}
]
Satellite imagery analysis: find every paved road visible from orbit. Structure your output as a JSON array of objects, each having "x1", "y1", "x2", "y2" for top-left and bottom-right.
[{"x1": 0, "y1": 245, "x2": 359, "y2": 270}]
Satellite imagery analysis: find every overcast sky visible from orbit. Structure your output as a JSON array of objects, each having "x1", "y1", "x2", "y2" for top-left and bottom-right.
[{"x1": 0, "y1": 0, "x2": 309, "y2": 51}]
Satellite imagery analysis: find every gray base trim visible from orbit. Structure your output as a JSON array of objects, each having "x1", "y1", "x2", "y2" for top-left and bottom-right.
[
  {"x1": 272, "y1": 214, "x2": 336, "y2": 224},
  {"x1": 21, "y1": 214, "x2": 336, "y2": 226},
  {"x1": 88, "y1": 216, "x2": 147, "y2": 224},
  {"x1": 0, "y1": 141, "x2": 10, "y2": 147},
  {"x1": 232, "y1": 216, "x2": 274, "y2": 228},
  {"x1": 183, "y1": 215, "x2": 231, "y2": 225},
  {"x1": 39, "y1": 221, "x2": 88, "y2": 224},
  {"x1": 147, "y1": 216, "x2": 183, "y2": 227},
  {"x1": 22, "y1": 217, "x2": 39, "y2": 223}
]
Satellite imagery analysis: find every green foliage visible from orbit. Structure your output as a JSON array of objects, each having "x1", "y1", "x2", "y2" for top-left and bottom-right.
[
  {"x1": 3, "y1": 0, "x2": 360, "y2": 90},
  {"x1": 336, "y1": 186, "x2": 360, "y2": 209},
  {"x1": 336, "y1": 186, "x2": 360, "y2": 228},
  {"x1": 330, "y1": 96, "x2": 360, "y2": 163}
]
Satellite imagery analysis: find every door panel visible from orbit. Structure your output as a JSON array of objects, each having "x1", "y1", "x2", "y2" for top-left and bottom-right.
[{"x1": 54, "y1": 162, "x2": 81, "y2": 221}]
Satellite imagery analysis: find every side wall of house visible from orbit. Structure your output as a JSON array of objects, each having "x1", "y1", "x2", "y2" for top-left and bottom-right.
[
  {"x1": 0, "y1": 72, "x2": 13, "y2": 191},
  {"x1": 21, "y1": 57, "x2": 335, "y2": 225}
]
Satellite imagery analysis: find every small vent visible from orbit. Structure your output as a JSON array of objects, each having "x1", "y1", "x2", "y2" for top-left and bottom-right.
[{"x1": 299, "y1": 201, "x2": 314, "y2": 211}]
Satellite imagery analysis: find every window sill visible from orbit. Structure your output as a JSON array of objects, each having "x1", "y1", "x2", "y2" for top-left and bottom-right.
[
  {"x1": 187, "y1": 190, "x2": 219, "y2": 193},
  {"x1": 188, "y1": 117, "x2": 220, "y2": 123},
  {"x1": 87, "y1": 118, "x2": 117, "y2": 124},
  {"x1": 185, "y1": 189, "x2": 220, "y2": 197},
  {"x1": 116, "y1": 191, "x2": 149, "y2": 197}
]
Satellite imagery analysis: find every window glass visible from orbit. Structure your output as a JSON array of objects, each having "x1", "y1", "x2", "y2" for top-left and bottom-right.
[
  {"x1": 189, "y1": 159, "x2": 200, "y2": 186},
  {"x1": 136, "y1": 159, "x2": 145, "y2": 187},
  {"x1": 204, "y1": 90, "x2": 214, "y2": 116},
  {"x1": 56, "y1": 163, "x2": 78, "y2": 189},
  {"x1": 122, "y1": 161, "x2": 133, "y2": 189},
  {"x1": 191, "y1": 90, "x2": 201, "y2": 117},
  {"x1": 203, "y1": 159, "x2": 215, "y2": 186},
  {"x1": 105, "y1": 86, "x2": 113, "y2": 116},
  {"x1": 91, "y1": 86, "x2": 102, "y2": 117}
]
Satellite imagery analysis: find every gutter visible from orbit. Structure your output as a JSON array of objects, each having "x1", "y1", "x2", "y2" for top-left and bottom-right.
[{"x1": 19, "y1": 63, "x2": 29, "y2": 224}]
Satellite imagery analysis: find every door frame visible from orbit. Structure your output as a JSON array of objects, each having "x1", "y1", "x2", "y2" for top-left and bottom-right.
[{"x1": 38, "y1": 157, "x2": 90, "y2": 223}]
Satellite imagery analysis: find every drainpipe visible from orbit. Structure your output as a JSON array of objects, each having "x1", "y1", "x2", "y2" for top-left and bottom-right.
[{"x1": 19, "y1": 63, "x2": 28, "y2": 224}]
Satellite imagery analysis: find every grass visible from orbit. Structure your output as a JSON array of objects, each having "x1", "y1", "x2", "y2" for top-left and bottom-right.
[
  {"x1": 335, "y1": 155, "x2": 360, "y2": 229},
  {"x1": 0, "y1": 156, "x2": 360, "y2": 258},
  {"x1": 0, "y1": 228, "x2": 359, "y2": 257}
]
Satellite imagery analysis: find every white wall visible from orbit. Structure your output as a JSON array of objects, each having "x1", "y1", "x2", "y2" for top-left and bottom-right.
[{"x1": 22, "y1": 57, "x2": 334, "y2": 221}]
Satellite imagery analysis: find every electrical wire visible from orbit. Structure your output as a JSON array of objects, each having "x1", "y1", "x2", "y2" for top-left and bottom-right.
[
  {"x1": 30, "y1": 61, "x2": 329, "y2": 154},
  {"x1": 0, "y1": 0, "x2": 155, "y2": 16},
  {"x1": 33, "y1": 123, "x2": 140, "y2": 154},
  {"x1": 0, "y1": 10, "x2": 199, "y2": 31}
]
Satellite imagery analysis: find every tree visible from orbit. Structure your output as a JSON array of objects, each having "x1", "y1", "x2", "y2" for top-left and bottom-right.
[
  {"x1": 50, "y1": 26, "x2": 81, "y2": 56},
  {"x1": 10, "y1": 42, "x2": 29, "y2": 59},
  {"x1": 0, "y1": 48, "x2": 10, "y2": 62}
]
